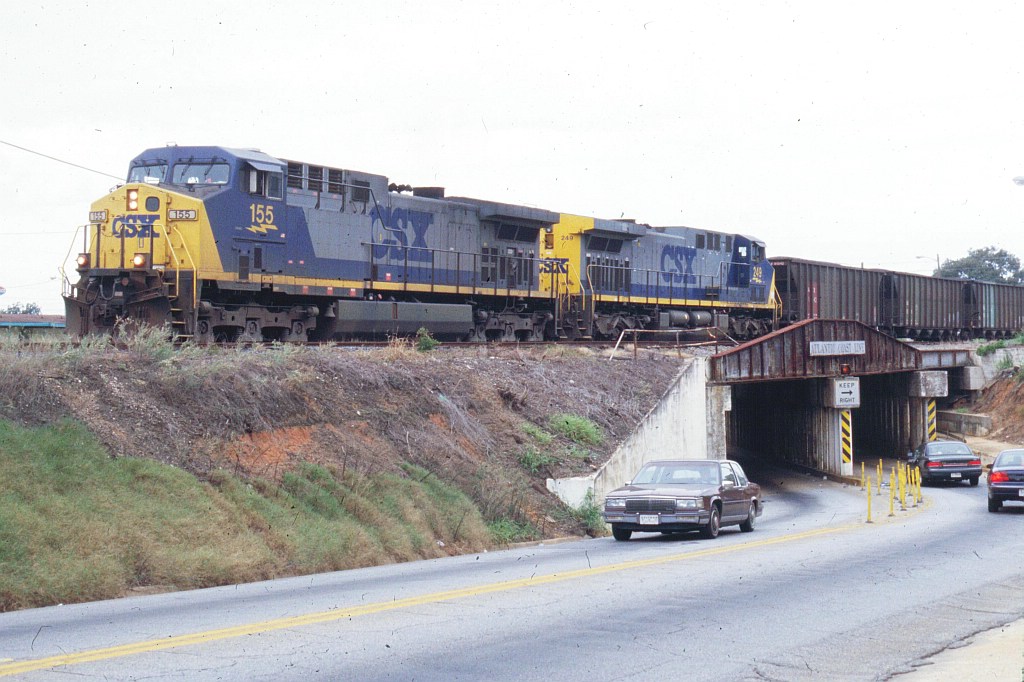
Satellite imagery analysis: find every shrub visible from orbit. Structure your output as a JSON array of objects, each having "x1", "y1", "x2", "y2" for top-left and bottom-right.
[
  {"x1": 415, "y1": 327, "x2": 440, "y2": 352},
  {"x1": 488, "y1": 518, "x2": 540, "y2": 544},
  {"x1": 996, "y1": 354, "x2": 1015, "y2": 371},
  {"x1": 519, "y1": 446, "x2": 556, "y2": 474},
  {"x1": 977, "y1": 340, "x2": 1006, "y2": 357},
  {"x1": 553, "y1": 490, "x2": 606, "y2": 535},
  {"x1": 521, "y1": 422, "x2": 553, "y2": 445},
  {"x1": 547, "y1": 413, "x2": 604, "y2": 446}
]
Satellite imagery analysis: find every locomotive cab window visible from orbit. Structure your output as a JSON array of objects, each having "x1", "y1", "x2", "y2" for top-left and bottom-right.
[
  {"x1": 247, "y1": 162, "x2": 284, "y2": 200},
  {"x1": 172, "y1": 162, "x2": 230, "y2": 185},
  {"x1": 128, "y1": 163, "x2": 168, "y2": 184},
  {"x1": 496, "y1": 223, "x2": 540, "y2": 243}
]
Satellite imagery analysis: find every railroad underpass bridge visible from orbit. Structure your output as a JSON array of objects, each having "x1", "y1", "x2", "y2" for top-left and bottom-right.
[
  {"x1": 711, "y1": 319, "x2": 975, "y2": 478},
  {"x1": 549, "y1": 318, "x2": 979, "y2": 507}
]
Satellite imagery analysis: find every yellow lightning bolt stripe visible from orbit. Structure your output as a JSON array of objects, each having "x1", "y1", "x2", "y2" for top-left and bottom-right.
[{"x1": 246, "y1": 223, "x2": 279, "y2": 235}]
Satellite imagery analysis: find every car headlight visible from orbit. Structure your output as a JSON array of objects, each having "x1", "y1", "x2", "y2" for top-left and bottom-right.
[
  {"x1": 675, "y1": 498, "x2": 699, "y2": 510},
  {"x1": 605, "y1": 498, "x2": 626, "y2": 510}
]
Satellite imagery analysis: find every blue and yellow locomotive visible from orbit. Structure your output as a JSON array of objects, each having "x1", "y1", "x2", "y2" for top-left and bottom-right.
[{"x1": 63, "y1": 145, "x2": 779, "y2": 342}]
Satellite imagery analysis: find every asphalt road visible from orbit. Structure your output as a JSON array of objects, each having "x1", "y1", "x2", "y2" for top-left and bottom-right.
[{"x1": 1, "y1": 467, "x2": 1022, "y2": 681}]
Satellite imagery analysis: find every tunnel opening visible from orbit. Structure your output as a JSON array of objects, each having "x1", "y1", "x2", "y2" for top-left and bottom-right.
[{"x1": 726, "y1": 373, "x2": 921, "y2": 471}]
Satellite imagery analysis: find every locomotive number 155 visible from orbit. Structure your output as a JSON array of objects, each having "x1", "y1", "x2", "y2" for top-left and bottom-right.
[
  {"x1": 248, "y1": 203, "x2": 279, "y2": 235},
  {"x1": 250, "y1": 203, "x2": 275, "y2": 225}
]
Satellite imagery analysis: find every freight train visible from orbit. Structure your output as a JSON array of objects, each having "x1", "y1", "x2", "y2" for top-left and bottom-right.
[
  {"x1": 772, "y1": 257, "x2": 1024, "y2": 340},
  {"x1": 62, "y1": 145, "x2": 779, "y2": 342}
]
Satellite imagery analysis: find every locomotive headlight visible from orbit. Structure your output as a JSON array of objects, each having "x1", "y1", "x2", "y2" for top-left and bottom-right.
[
  {"x1": 126, "y1": 188, "x2": 139, "y2": 211},
  {"x1": 76, "y1": 253, "x2": 90, "y2": 269},
  {"x1": 132, "y1": 253, "x2": 149, "y2": 268}
]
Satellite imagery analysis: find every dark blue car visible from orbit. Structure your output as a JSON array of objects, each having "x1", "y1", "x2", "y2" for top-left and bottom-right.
[
  {"x1": 988, "y1": 449, "x2": 1024, "y2": 513},
  {"x1": 909, "y1": 440, "x2": 982, "y2": 486}
]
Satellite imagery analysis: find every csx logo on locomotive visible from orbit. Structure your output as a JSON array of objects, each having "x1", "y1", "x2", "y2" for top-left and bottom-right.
[
  {"x1": 540, "y1": 258, "x2": 569, "y2": 274},
  {"x1": 371, "y1": 207, "x2": 433, "y2": 262},
  {"x1": 112, "y1": 214, "x2": 161, "y2": 239},
  {"x1": 660, "y1": 245, "x2": 697, "y2": 284}
]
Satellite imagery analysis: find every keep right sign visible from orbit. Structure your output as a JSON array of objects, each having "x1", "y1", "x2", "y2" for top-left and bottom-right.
[{"x1": 828, "y1": 377, "x2": 861, "y2": 408}]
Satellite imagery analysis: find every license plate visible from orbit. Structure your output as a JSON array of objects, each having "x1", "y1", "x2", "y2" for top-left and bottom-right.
[
  {"x1": 1018, "y1": 489, "x2": 1024, "y2": 497},
  {"x1": 949, "y1": 472, "x2": 961, "y2": 478},
  {"x1": 639, "y1": 514, "x2": 660, "y2": 525}
]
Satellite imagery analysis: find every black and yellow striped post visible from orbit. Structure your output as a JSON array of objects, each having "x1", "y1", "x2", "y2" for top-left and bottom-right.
[
  {"x1": 841, "y1": 409, "x2": 853, "y2": 477},
  {"x1": 927, "y1": 399, "x2": 937, "y2": 441}
]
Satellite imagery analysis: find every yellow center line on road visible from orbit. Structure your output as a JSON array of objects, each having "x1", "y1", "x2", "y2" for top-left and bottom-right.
[{"x1": 0, "y1": 522, "x2": 866, "y2": 676}]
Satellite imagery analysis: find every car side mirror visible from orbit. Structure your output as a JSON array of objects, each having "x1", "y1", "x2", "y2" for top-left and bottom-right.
[{"x1": 722, "y1": 480, "x2": 735, "y2": 489}]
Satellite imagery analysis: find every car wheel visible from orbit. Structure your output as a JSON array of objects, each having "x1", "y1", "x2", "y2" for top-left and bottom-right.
[
  {"x1": 612, "y1": 526, "x2": 632, "y2": 541},
  {"x1": 969, "y1": 476, "x2": 979, "y2": 487},
  {"x1": 739, "y1": 502, "x2": 757, "y2": 533},
  {"x1": 988, "y1": 498, "x2": 1001, "y2": 513},
  {"x1": 700, "y1": 505, "x2": 721, "y2": 539}
]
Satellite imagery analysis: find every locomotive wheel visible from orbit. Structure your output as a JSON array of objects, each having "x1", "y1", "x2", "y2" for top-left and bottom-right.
[
  {"x1": 194, "y1": 319, "x2": 215, "y2": 345},
  {"x1": 281, "y1": 321, "x2": 306, "y2": 343},
  {"x1": 238, "y1": 320, "x2": 262, "y2": 343}
]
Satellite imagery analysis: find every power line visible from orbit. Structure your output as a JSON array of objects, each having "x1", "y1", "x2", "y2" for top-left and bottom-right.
[
  {"x1": 0, "y1": 231, "x2": 79, "y2": 236},
  {"x1": 0, "y1": 140, "x2": 122, "y2": 181}
]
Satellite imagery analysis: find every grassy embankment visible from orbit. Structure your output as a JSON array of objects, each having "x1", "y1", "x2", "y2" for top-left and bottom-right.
[
  {"x1": 0, "y1": 418, "x2": 490, "y2": 611},
  {"x1": 0, "y1": 330, "x2": 609, "y2": 611}
]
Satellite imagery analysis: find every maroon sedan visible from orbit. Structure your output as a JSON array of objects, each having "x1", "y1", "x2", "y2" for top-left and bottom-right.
[{"x1": 602, "y1": 459, "x2": 762, "y2": 541}]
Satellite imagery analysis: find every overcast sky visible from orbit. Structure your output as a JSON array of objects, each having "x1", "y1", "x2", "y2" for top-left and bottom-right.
[{"x1": 2, "y1": 1, "x2": 1023, "y2": 314}]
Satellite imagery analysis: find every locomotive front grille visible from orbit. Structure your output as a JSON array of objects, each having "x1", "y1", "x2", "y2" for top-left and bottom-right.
[{"x1": 625, "y1": 499, "x2": 675, "y2": 513}]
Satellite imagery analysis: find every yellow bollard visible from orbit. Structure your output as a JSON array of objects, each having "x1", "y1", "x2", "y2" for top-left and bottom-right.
[
  {"x1": 915, "y1": 466, "x2": 923, "y2": 503},
  {"x1": 898, "y1": 465, "x2": 906, "y2": 511},
  {"x1": 877, "y1": 459, "x2": 883, "y2": 494},
  {"x1": 860, "y1": 461, "x2": 866, "y2": 490},
  {"x1": 866, "y1": 474, "x2": 873, "y2": 523},
  {"x1": 889, "y1": 468, "x2": 896, "y2": 516}
]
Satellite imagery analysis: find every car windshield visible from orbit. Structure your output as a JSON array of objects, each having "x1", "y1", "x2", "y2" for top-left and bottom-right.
[
  {"x1": 633, "y1": 462, "x2": 718, "y2": 486},
  {"x1": 927, "y1": 443, "x2": 972, "y2": 456}
]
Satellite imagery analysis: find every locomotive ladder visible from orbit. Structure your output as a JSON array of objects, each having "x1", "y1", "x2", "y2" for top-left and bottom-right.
[
  {"x1": 164, "y1": 231, "x2": 199, "y2": 341},
  {"x1": 553, "y1": 263, "x2": 594, "y2": 339}
]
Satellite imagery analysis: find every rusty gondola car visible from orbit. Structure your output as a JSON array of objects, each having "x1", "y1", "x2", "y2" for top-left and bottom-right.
[{"x1": 771, "y1": 256, "x2": 1024, "y2": 340}]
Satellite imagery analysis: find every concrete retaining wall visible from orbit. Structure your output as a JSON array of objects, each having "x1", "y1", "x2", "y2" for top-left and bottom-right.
[
  {"x1": 973, "y1": 347, "x2": 1024, "y2": 385},
  {"x1": 937, "y1": 410, "x2": 992, "y2": 437},
  {"x1": 547, "y1": 356, "x2": 726, "y2": 508}
]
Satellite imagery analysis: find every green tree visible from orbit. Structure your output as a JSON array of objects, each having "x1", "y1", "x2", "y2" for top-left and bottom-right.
[
  {"x1": 935, "y1": 247, "x2": 1023, "y2": 284},
  {"x1": 1, "y1": 302, "x2": 42, "y2": 314}
]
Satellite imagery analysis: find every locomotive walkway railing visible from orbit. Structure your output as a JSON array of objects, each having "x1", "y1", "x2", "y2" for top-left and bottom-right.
[{"x1": 364, "y1": 243, "x2": 771, "y2": 308}]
